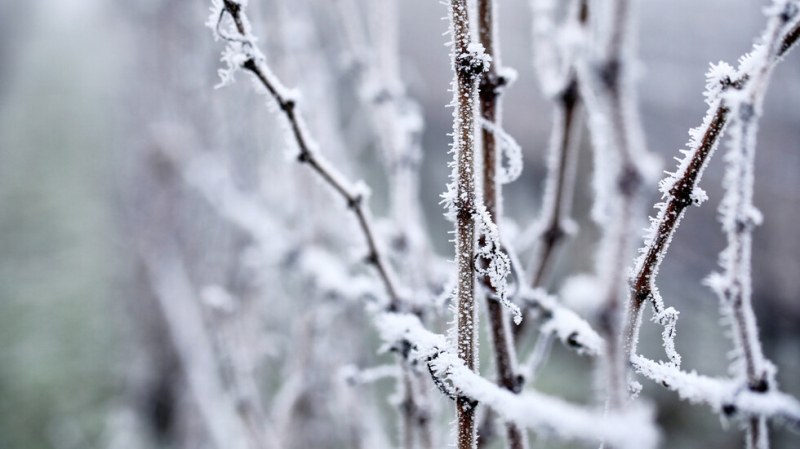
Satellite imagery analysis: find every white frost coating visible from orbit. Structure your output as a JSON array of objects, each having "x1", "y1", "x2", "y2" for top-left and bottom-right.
[
  {"x1": 702, "y1": 7, "x2": 800, "y2": 428},
  {"x1": 202, "y1": 285, "x2": 238, "y2": 315},
  {"x1": 540, "y1": 304, "x2": 604, "y2": 357},
  {"x1": 376, "y1": 313, "x2": 657, "y2": 449},
  {"x1": 464, "y1": 42, "x2": 492, "y2": 71},
  {"x1": 340, "y1": 364, "x2": 400, "y2": 386},
  {"x1": 632, "y1": 356, "x2": 800, "y2": 425},
  {"x1": 651, "y1": 307, "x2": 681, "y2": 367},
  {"x1": 520, "y1": 288, "x2": 603, "y2": 356},
  {"x1": 474, "y1": 206, "x2": 521, "y2": 324},
  {"x1": 479, "y1": 119, "x2": 523, "y2": 184}
]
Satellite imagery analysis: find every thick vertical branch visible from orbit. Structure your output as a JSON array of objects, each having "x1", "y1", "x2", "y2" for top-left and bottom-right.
[
  {"x1": 476, "y1": 0, "x2": 527, "y2": 448},
  {"x1": 446, "y1": 0, "x2": 484, "y2": 447}
]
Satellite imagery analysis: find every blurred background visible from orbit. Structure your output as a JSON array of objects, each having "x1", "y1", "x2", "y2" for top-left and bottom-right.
[{"x1": 0, "y1": 0, "x2": 798, "y2": 448}]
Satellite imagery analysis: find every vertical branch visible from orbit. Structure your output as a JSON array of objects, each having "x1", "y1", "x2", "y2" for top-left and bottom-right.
[
  {"x1": 444, "y1": 1, "x2": 487, "y2": 447},
  {"x1": 515, "y1": 0, "x2": 587, "y2": 344},
  {"x1": 476, "y1": 0, "x2": 527, "y2": 448},
  {"x1": 577, "y1": 0, "x2": 653, "y2": 410},
  {"x1": 707, "y1": 4, "x2": 800, "y2": 448}
]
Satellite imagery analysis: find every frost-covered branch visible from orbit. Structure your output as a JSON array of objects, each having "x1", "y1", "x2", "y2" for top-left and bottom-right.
[
  {"x1": 522, "y1": 0, "x2": 585, "y2": 289},
  {"x1": 632, "y1": 356, "x2": 800, "y2": 430},
  {"x1": 208, "y1": 0, "x2": 406, "y2": 312},
  {"x1": 625, "y1": 1, "x2": 800, "y2": 365},
  {"x1": 378, "y1": 313, "x2": 658, "y2": 449},
  {"x1": 704, "y1": 4, "x2": 800, "y2": 447},
  {"x1": 514, "y1": 0, "x2": 587, "y2": 358},
  {"x1": 577, "y1": 0, "x2": 656, "y2": 409},
  {"x1": 329, "y1": 0, "x2": 431, "y2": 265},
  {"x1": 440, "y1": 0, "x2": 490, "y2": 446}
]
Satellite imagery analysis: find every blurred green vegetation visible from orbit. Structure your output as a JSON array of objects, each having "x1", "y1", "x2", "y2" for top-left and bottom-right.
[{"x1": 0, "y1": 10, "x2": 118, "y2": 449}]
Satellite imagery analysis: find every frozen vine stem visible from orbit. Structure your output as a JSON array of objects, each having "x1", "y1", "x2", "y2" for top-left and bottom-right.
[
  {"x1": 474, "y1": 0, "x2": 527, "y2": 448},
  {"x1": 524, "y1": 0, "x2": 585, "y2": 290},
  {"x1": 440, "y1": 0, "x2": 489, "y2": 446},
  {"x1": 706, "y1": 3, "x2": 800, "y2": 447},
  {"x1": 514, "y1": 0, "x2": 586, "y2": 353},
  {"x1": 625, "y1": 0, "x2": 800, "y2": 364},
  {"x1": 208, "y1": 0, "x2": 406, "y2": 312},
  {"x1": 577, "y1": 0, "x2": 655, "y2": 411}
]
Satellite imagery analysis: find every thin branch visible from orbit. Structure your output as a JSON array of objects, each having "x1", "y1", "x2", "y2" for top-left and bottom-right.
[
  {"x1": 577, "y1": 0, "x2": 653, "y2": 410},
  {"x1": 706, "y1": 5, "x2": 800, "y2": 447},
  {"x1": 212, "y1": 0, "x2": 406, "y2": 312},
  {"x1": 476, "y1": 0, "x2": 527, "y2": 447},
  {"x1": 625, "y1": 6, "x2": 800, "y2": 363},
  {"x1": 515, "y1": 0, "x2": 587, "y2": 343}
]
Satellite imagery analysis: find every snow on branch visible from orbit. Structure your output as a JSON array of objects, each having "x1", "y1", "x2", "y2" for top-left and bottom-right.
[
  {"x1": 208, "y1": 0, "x2": 407, "y2": 312},
  {"x1": 377, "y1": 313, "x2": 658, "y2": 449},
  {"x1": 518, "y1": 288, "x2": 603, "y2": 357},
  {"x1": 632, "y1": 356, "x2": 800, "y2": 430}
]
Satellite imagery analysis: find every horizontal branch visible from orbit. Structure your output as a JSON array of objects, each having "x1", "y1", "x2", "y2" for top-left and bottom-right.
[
  {"x1": 377, "y1": 313, "x2": 658, "y2": 449},
  {"x1": 518, "y1": 288, "x2": 603, "y2": 357},
  {"x1": 632, "y1": 356, "x2": 800, "y2": 429}
]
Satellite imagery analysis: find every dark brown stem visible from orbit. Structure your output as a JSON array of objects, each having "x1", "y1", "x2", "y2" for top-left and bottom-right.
[
  {"x1": 476, "y1": 0, "x2": 528, "y2": 448},
  {"x1": 514, "y1": 78, "x2": 583, "y2": 343},
  {"x1": 624, "y1": 17, "x2": 800, "y2": 363},
  {"x1": 447, "y1": 0, "x2": 481, "y2": 446}
]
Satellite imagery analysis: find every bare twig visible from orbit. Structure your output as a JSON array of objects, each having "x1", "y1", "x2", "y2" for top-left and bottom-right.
[{"x1": 212, "y1": 0, "x2": 406, "y2": 312}]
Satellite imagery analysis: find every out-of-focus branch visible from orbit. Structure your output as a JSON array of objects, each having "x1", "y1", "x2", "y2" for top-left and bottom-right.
[
  {"x1": 577, "y1": 0, "x2": 654, "y2": 410},
  {"x1": 515, "y1": 0, "x2": 587, "y2": 348},
  {"x1": 705, "y1": 4, "x2": 800, "y2": 447},
  {"x1": 211, "y1": 0, "x2": 406, "y2": 312},
  {"x1": 139, "y1": 243, "x2": 278, "y2": 449}
]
